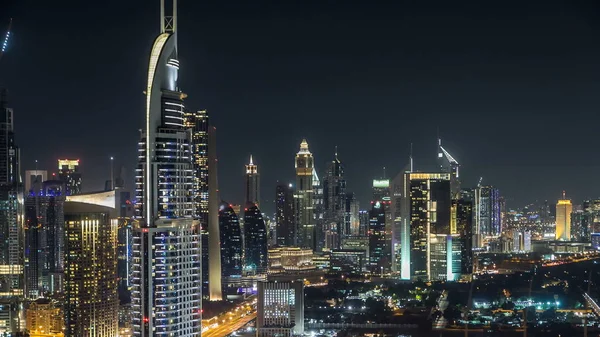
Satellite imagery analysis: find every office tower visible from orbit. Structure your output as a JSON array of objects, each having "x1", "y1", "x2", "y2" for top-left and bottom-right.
[
  {"x1": 474, "y1": 185, "x2": 501, "y2": 239},
  {"x1": 131, "y1": 1, "x2": 202, "y2": 335},
  {"x1": 358, "y1": 210, "x2": 369, "y2": 236},
  {"x1": 372, "y1": 178, "x2": 391, "y2": 273},
  {"x1": 294, "y1": 139, "x2": 316, "y2": 249},
  {"x1": 116, "y1": 186, "x2": 135, "y2": 300},
  {"x1": 24, "y1": 170, "x2": 47, "y2": 195},
  {"x1": 454, "y1": 198, "x2": 473, "y2": 275},
  {"x1": 437, "y1": 139, "x2": 460, "y2": 198},
  {"x1": 184, "y1": 110, "x2": 209, "y2": 219},
  {"x1": 245, "y1": 155, "x2": 260, "y2": 207},
  {"x1": 344, "y1": 193, "x2": 360, "y2": 237},
  {"x1": 0, "y1": 89, "x2": 23, "y2": 305},
  {"x1": 257, "y1": 280, "x2": 304, "y2": 337},
  {"x1": 24, "y1": 180, "x2": 66, "y2": 299},
  {"x1": 244, "y1": 204, "x2": 268, "y2": 274},
  {"x1": 64, "y1": 191, "x2": 118, "y2": 337},
  {"x1": 313, "y1": 172, "x2": 324, "y2": 252},
  {"x1": 219, "y1": 202, "x2": 242, "y2": 281},
  {"x1": 582, "y1": 200, "x2": 600, "y2": 240},
  {"x1": 57, "y1": 159, "x2": 81, "y2": 195},
  {"x1": 571, "y1": 209, "x2": 585, "y2": 241},
  {"x1": 276, "y1": 182, "x2": 295, "y2": 246},
  {"x1": 323, "y1": 150, "x2": 345, "y2": 245},
  {"x1": 184, "y1": 109, "x2": 221, "y2": 300},
  {"x1": 405, "y1": 173, "x2": 451, "y2": 280},
  {"x1": 26, "y1": 298, "x2": 64, "y2": 336},
  {"x1": 368, "y1": 201, "x2": 387, "y2": 274},
  {"x1": 390, "y1": 159, "x2": 411, "y2": 276},
  {"x1": 556, "y1": 191, "x2": 572, "y2": 241}
]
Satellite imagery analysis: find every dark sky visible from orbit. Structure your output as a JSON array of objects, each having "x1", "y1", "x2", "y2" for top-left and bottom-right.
[{"x1": 2, "y1": 0, "x2": 600, "y2": 215}]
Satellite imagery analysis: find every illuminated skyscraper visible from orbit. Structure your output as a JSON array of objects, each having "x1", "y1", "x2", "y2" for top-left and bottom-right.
[
  {"x1": 556, "y1": 191, "x2": 572, "y2": 241},
  {"x1": 294, "y1": 139, "x2": 316, "y2": 249},
  {"x1": 474, "y1": 185, "x2": 501, "y2": 241},
  {"x1": 245, "y1": 155, "x2": 260, "y2": 207},
  {"x1": 344, "y1": 193, "x2": 359, "y2": 237},
  {"x1": 405, "y1": 173, "x2": 451, "y2": 281},
  {"x1": 57, "y1": 159, "x2": 81, "y2": 195},
  {"x1": 0, "y1": 89, "x2": 23, "y2": 305},
  {"x1": 244, "y1": 204, "x2": 268, "y2": 274},
  {"x1": 219, "y1": 202, "x2": 242, "y2": 280},
  {"x1": 453, "y1": 198, "x2": 473, "y2": 275},
  {"x1": 24, "y1": 180, "x2": 66, "y2": 299},
  {"x1": 275, "y1": 182, "x2": 295, "y2": 247},
  {"x1": 368, "y1": 201, "x2": 387, "y2": 274},
  {"x1": 322, "y1": 150, "x2": 345, "y2": 249},
  {"x1": 64, "y1": 191, "x2": 119, "y2": 337},
  {"x1": 184, "y1": 109, "x2": 221, "y2": 300},
  {"x1": 132, "y1": 1, "x2": 202, "y2": 335}
]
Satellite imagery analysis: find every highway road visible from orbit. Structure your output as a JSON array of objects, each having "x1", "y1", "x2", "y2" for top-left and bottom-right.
[{"x1": 203, "y1": 312, "x2": 256, "y2": 337}]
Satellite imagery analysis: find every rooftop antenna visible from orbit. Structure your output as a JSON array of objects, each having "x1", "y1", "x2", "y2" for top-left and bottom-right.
[
  {"x1": 409, "y1": 143, "x2": 414, "y2": 172},
  {"x1": 383, "y1": 166, "x2": 386, "y2": 179},
  {"x1": 334, "y1": 146, "x2": 338, "y2": 160},
  {"x1": 562, "y1": 190, "x2": 566, "y2": 199}
]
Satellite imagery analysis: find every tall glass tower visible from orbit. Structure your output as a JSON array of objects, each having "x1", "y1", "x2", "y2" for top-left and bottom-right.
[{"x1": 132, "y1": 1, "x2": 202, "y2": 335}]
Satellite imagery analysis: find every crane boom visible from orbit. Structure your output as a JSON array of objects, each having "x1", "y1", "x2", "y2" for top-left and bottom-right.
[{"x1": 0, "y1": 18, "x2": 13, "y2": 63}]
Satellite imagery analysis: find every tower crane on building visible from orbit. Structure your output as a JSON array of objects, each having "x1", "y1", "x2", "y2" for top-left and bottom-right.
[{"x1": 0, "y1": 18, "x2": 13, "y2": 64}]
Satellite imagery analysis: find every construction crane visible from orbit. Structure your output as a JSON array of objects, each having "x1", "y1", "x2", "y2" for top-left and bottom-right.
[{"x1": 0, "y1": 18, "x2": 13, "y2": 63}]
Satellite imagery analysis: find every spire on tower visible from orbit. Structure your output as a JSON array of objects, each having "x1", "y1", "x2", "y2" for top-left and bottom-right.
[{"x1": 249, "y1": 154, "x2": 254, "y2": 166}]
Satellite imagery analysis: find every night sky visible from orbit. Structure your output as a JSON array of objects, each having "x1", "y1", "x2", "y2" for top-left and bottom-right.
[{"x1": 2, "y1": 0, "x2": 600, "y2": 215}]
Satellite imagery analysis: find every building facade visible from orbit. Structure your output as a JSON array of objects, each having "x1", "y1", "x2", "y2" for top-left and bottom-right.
[
  {"x1": 294, "y1": 139, "x2": 316, "y2": 250},
  {"x1": 64, "y1": 192, "x2": 118, "y2": 337},
  {"x1": 131, "y1": 1, "x2": 203, "y2": 334},
  {"x1": 219, "y1": 202, "x2": 242, "y2": 280},
  {"x1": 556, "y1": 191, "x2": 572, "y2": 241},
  {"x1": 275, "y1": 182, "x2": 295, "y2": 247},
  {"x1": 245, "y1": 155, "x2": 260, "y2": 207},
  {"x1": 57, "y1": 159, "x2": 81, "y2": 196},
  {"x1": 257, "y1": 280, "x2": 304, "y2": 337},
  {"x1": 244, "y1": 204, "x2": 268, "y2": 274}
]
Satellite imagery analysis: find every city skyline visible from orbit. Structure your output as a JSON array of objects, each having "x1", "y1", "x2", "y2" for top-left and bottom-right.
[{"x1": 2, "y1": 0, "x2": 600, "y2": 212}]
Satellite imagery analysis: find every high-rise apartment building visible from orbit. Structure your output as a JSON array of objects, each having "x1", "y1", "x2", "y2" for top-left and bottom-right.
[
  {"x1": 57, "y1": 159, "x2": 81, "y2": 195},
  {"x1": 245, "y1": 155, "x2": 260, "y2": 207},
  {"x1": 244, "y1": 204, "x2": 268, "y2": 274},
  {"x1": 275, "y1": 182, "x2": 295, "y2": 247},
  {"x1": 25, "y1": 298, "x2": 64, "y2": 337},
  {"x1": 0, "y1": 89, "x2": 23, "y2": 303},
  {"x1": 64, "y1": 191, "x2": 118, "y2": 337},
  {"x1": 257, "y1": 280, "x2": 304, "y2": 337},
  {"x1": 131, "y1": 1, "x2": 202, "y2": 335},
  {"x1": 219, "y1": 202, "x2": 242, "y2": 280},
  {"x1": 556, "y1": 191, "x2": 572, "y2": 241},
  {"x1": 294, "y1": 139, "x2": 316, "y2": 249}
]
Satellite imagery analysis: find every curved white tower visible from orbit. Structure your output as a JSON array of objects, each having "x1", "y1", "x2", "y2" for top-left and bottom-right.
[{"x1": 132, "y1": 1, "x2": 202, "y2": 335}]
